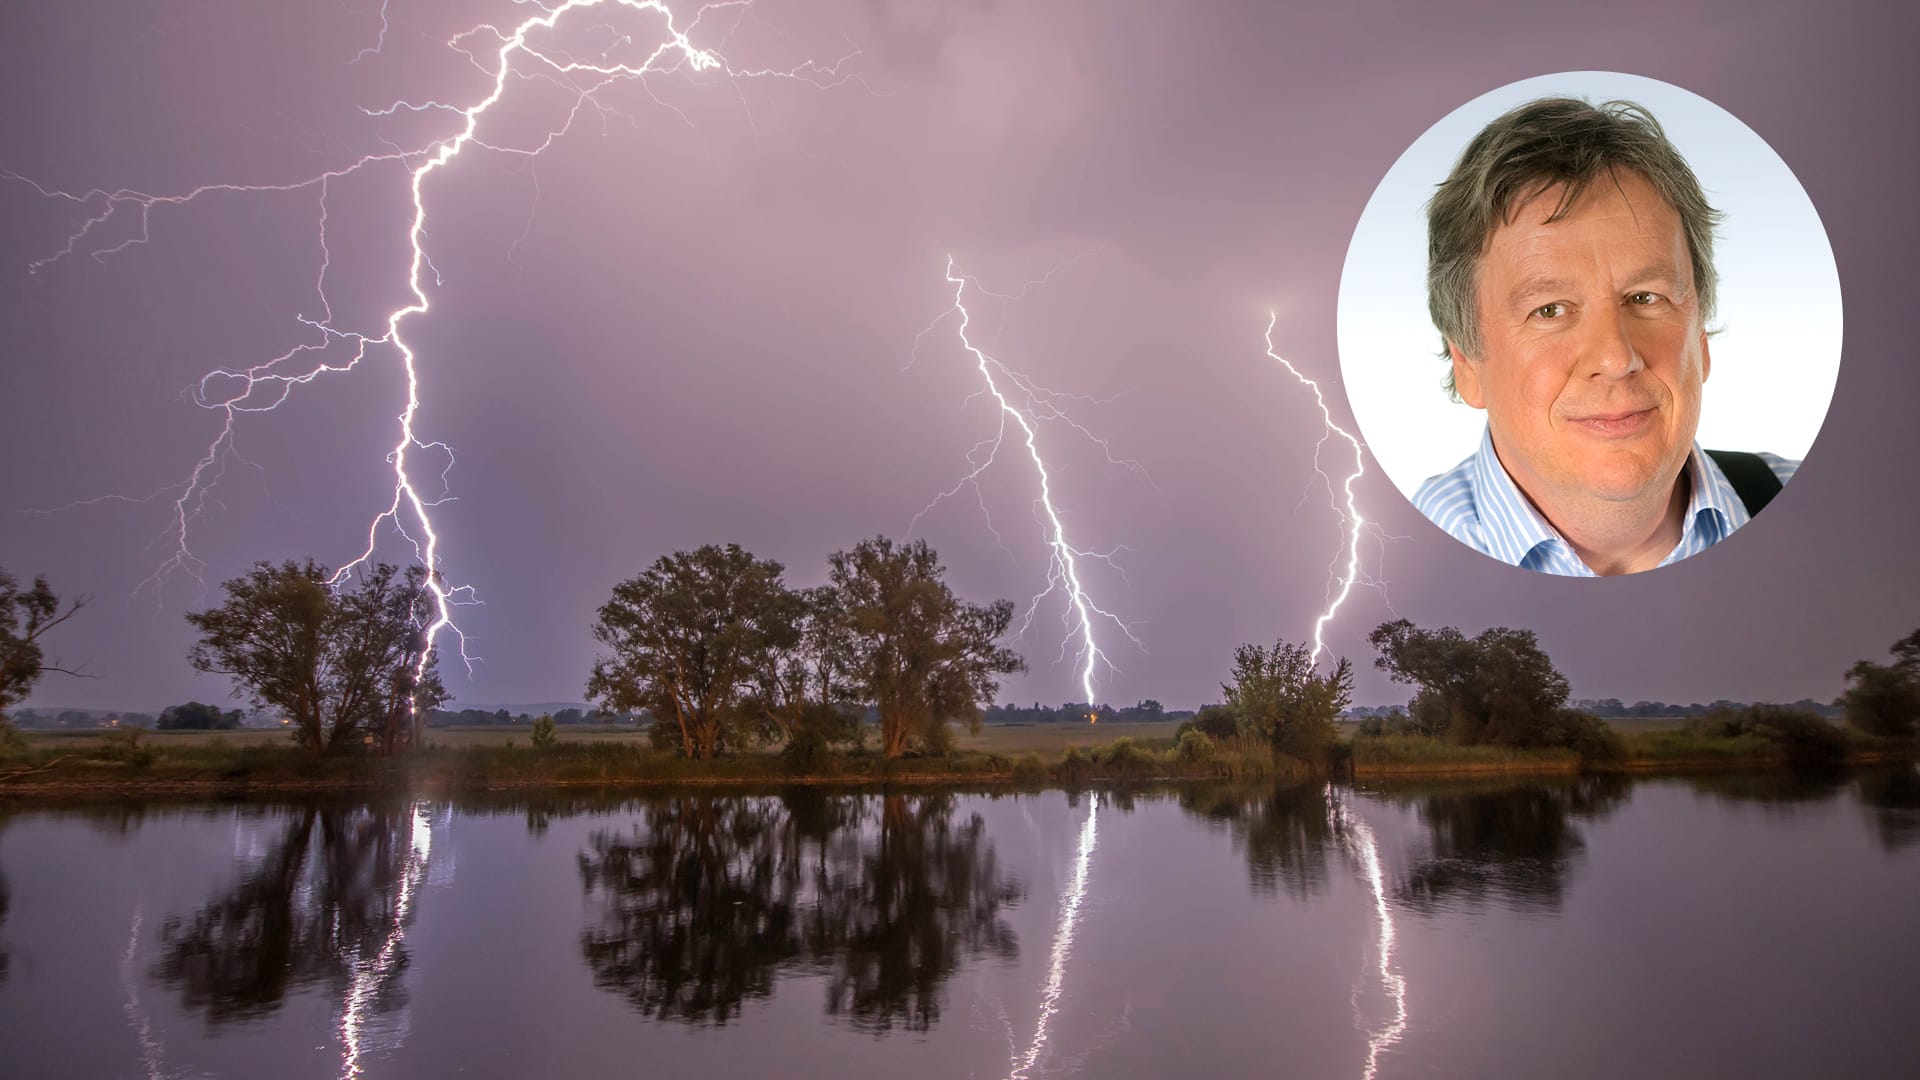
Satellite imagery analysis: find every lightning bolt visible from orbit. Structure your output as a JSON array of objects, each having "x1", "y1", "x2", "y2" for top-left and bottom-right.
[
  {"x1": 1263, "y1": 313, "x2": 1372, "y2": 666},
  {"x1": 10, "y1": 1, "x2": 861, "y2": 690},
  {"x1": 914, "y1": 258, "x2": 1141, "y2": 712}
]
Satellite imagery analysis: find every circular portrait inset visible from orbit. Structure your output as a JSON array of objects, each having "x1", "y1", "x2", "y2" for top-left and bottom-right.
[{"x1": 1337, "y1": 71, "x2": 1841, "y2": 576}]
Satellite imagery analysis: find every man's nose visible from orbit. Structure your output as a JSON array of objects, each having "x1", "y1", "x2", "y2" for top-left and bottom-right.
[{"x1": 1582, "y1": 304, "x2": 1644, "y2": 379}]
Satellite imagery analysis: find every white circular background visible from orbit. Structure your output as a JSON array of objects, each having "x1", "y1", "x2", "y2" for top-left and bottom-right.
[{"x1": 1338, "y1": 71, "x2": 1843, "y2": 500}]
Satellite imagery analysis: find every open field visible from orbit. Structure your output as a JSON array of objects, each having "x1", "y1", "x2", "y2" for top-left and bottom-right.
[
  {"x1": 14, "y1": 724, "x2": 655, "y2": 751},
  {"x1": 954, "y1": 719, "x2": 1184, "y2": 755}
]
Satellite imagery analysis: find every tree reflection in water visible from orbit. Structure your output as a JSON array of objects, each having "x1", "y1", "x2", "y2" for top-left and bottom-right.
[
  {"x1": 0, "y1": 863, "x2": 10, "y2": 983},
  {"x1": 577, "y1": 792, "x2": 1024, "y2": 1031},
  {"x1": 1184, "y1": 777, "x2": 1629, "y2": 913},
  {"x1": 152, "y1": 801, "x2": 426, "y2": 1029},
  {"x1": 1854, "y1": 764, "x2": 1920, "y2": 852},
  {"x1": 1391, "y1": 777, "x2": 1627, "y2": 913},
  {"x1": 1180, "y1": 782, "x2": 1346, "y2": 901}
]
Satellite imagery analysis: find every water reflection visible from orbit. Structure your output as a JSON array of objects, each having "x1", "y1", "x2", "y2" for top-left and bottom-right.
[
  {"x1": 1328, "y1": 795, "x2": 1406, "y2": 1080},
  {"x1": 1682, "y1": 769, "x2": 1850, "y2": 808},
  {"x1": 1855, "y1": 764, "x2": 1920, "y2": 852},
  {"x1": 152, "y1": 800, "x2": 431, "y2": 1058},
  {"x1": 1182, "y1": 777, "x2": 1630, "y2": 1076},
  {"x1": 577, "y1": 792, "x2": 1025, "y2": 1032},
  {"x1": 1180, "y1": 783, "x2": 1345, "y2": 900},
  {"x1": 1385, "y1": 777, "x2": 1628, "y2": 913},
  {"x1": 1010, "y1": 792, "x2": 1098, "y2": 1080},
  {"x1": 1178, "y1": 783, "x2": 1409, "y2": 1076},
  {"x1": 122, "y1": 913, "x2": 172, "y2": 1080},
  {"x1": 0, "y1": 863, "x2": 10, "y2": 983}
]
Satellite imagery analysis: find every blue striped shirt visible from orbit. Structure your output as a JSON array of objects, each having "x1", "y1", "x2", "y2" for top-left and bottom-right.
[{"x1": 1412, "y1": 426, "x2": 1799, "y2": 576}]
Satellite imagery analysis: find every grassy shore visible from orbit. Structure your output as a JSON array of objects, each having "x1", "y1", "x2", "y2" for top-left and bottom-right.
[
  {"x1": 2, "y1": 722, "x2": 1912, "y2": 797},
  {"x1": 1350, "y1": 727, "x2": 1917, "y2": 777},
  {"x1": 0, "y1": 723, "x2": 1287, "y2": 797}
]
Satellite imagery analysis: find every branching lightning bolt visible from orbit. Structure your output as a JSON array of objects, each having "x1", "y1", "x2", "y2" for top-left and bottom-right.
[
  {"x1": 915, "y1": 258, "x2": 1141, "y2": 710},
  {"x1": 11, "y1": 0, "x2": 860, "y2": 692},
  {"x1": 1263, "y1": 313, "x2": 1371, "y2": 667}
]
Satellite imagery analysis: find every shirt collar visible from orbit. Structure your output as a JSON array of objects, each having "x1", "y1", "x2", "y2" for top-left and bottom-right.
[
  {"x1": 1465, "y1": 426, "x2": 1563, "y2": 567},
  {"x1": 1467, "y1": 428, "x2": 1746, "y2": 572}
]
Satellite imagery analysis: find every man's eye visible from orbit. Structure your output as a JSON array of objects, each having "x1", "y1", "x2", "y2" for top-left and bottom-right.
[
  {"x1": 1531, "y1": 302, "x2": 1565, "y2": 320},
  {"x1": 1628, "y1": 291, "x2": 1665, "y2": 305}
]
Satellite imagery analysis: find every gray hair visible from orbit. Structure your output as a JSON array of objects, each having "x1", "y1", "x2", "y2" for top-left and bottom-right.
[{"x1": 1426, "y1": 97, "x2": 1722, "y2": 397}]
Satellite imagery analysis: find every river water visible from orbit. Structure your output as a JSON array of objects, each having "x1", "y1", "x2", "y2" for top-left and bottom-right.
[{"x1": 2, "y1": 768, "x2": 1916, "y2": 1079}]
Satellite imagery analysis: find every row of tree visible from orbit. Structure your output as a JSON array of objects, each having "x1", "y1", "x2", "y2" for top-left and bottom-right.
[
  {"x1": 1178, "y1": 621, "x2": 1603, "y2": 769},
  {"x1": 980, "y1": 700, "x2": 1189, "y2": 725},
  {"x1": 424, "y1": 707, "x2": 637, "y2": 727},
  {"x1": 1569, "y1": 697, "x2": 1842, "y2": 720},
  {"x1": 6, "y1": 554, "x2": 1919, "y2": 764},
  {"x1": 20, "y1": 537, "x2": 1019, "y2": 759},
  {"x1": 586, "y1": 537, "x2": 1023, "y2": 759},
  {"x1": 1202, "y1": 619, "x2": 1920, "y2": 770}
]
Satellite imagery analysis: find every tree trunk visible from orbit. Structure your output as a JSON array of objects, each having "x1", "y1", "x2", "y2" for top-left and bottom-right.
[{"x1": 882, "y1": 710, "x2": 908, "y2": 759}]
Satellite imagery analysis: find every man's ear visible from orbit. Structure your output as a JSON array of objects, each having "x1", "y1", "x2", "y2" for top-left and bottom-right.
[
  {"x1": 1449, "y1": 341, "x2": 1485, "y2": 408},
  {"x1": 1699, "y1": 329, "x2": 1711, "y2": 384}
]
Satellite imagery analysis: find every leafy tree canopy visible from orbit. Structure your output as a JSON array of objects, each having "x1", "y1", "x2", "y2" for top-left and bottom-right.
[
  {"x1": 1368, "y1": 619, "x2": 1571, "y2": 748},
  {"x1": 1842, "y1": 627, "x2": 1920, "y2": 738},
  {"x1": 828, "y1": 536, "x2": 1024, "y2": 759},
  {"x1": 587, "y1": 544, "x2": 794, "y2": 760},
  {"x1": 1222, "y1": 639, "x2": 1352, "y2": 764},
  {"x1": 0, "y1": 567, "x2": 85, "y2": 715},
  {"x1": 158, "y1": 701, "x2": 244, "y2": 730},
  {"x1": 187, "y1": 560, "x2": 446, "y2": 754}
]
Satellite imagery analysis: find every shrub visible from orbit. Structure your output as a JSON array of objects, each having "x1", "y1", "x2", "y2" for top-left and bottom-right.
[
  {"x1": 1175, "y1": 729, "x2": 1215, "y2": 764},
  {"x1": 0, "y1": 717, "x2": 25, "y2": 758},
  {"x1": 100, "y1": 728, "x2": 156, "y2": 768},
  {"x1": 530, "y1": 714, "x2": 558, "y2": 750},
  {"x1": 1099, "y1": 736, "x2": 1150, "y2": 777},
  {"x1": 1174, "y1": 704, "x2": 1240, "y2": 743},
  {"x1": 1010, "y1": 753, "x2": 1048, "y2": 783},
  {"x1": 1688, "y1": 704, "x2": 1846, "y2": 767},
  {"x1": 1354, "y1": 714, "x2": 1421, "y2": 738},
  {"x1": 1545, "y1": 708, "x2": 1627, "y2": 767},
  {"x1": 780, "y1": 724, "x2": 830, "y2": 770}
]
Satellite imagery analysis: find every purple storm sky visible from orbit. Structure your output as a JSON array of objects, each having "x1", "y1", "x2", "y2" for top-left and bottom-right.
[{"x1": 2, "y1": 0, "x2": 1916, "y2": 713}]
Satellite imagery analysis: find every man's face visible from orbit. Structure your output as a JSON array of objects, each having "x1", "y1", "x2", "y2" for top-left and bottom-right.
[{"x1": 1452, "y1": 168, "x2": 1710, "y2": 510}]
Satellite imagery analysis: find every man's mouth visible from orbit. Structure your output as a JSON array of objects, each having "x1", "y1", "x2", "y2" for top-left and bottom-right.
[{"x1": 1567, "y1": 407, "x2": 1655, "y2": 438}]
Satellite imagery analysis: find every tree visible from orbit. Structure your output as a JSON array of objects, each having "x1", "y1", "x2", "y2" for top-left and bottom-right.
[
  {"x1": 1842, "y1": 629, "x2": 1920, "y2": 738},
  {"x1": 587, "y1": 544, "x2": 792, "y2": 760},
  {"x1": 752, "y1": 585, "x2": 860, "y2": 752},
  {"x1": 1, "y1": 567, "x2": 85, "y2": 716},
  {"x1": 1222, "y1": 639, "x2": 1353, "y2": 765},
  {"x1": 158, "y1": 701, "x2": 244, "y2": 730},
  {"x1": 187, "y1": 560, "x2": 447, "y2": 755},
  {"x1": 828, "y1": 537, "x2": 1026, "y2": 759},
  {"x1": 1368, "y1": 619, "x2": 1571, "y2": 748}
]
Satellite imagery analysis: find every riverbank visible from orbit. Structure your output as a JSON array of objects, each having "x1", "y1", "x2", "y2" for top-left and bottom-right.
[{"x1": 1, "y1": 724, "x2": 1913, "y2": 798}]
